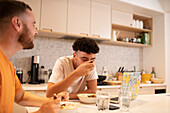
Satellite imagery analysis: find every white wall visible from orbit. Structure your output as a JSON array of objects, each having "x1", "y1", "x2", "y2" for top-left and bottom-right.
[
  {"x1": 165, "y1": 13, "x2": 170, "y2": 93},
  {"x1": 143, "y1": 14, "x2": 165, "y2": 78},
  {"x1": 119, "y1": 0, "x2": 164, "y2": 13}
]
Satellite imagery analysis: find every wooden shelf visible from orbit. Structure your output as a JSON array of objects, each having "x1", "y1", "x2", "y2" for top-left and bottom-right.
[
  {"x1": 37, "y1": 30, "x2": 110, "y2": 42},
  {"x1": 112, "y1": 23, "x2": 152, "y2": 33},
  {"x1": 101, "y1": 40, "x2": 151, "y2": 48},
  {"x1": 37, "y1": 30, "x2": 151, "y2": 48}
]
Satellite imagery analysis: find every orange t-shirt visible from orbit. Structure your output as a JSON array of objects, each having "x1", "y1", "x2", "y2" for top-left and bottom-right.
[{"x1": 0, "y1": 50, "x2": 22, "y2": 113}]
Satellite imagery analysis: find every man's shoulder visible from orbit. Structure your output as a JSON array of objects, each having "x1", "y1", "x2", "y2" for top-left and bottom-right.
[{"x1": 58, "y1": 56, "x2": 73, "y2": 64}]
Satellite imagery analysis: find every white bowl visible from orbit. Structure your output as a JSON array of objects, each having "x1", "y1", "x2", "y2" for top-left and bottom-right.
[
  {"x1": 59, "y1": 102, "x2": 81, "y2": 113},
  {"x1": 77, "y1": 94, "x2": 96, "y2": 104},
  {"x1": 151, "y1": 78, "x2": 164, "y2": 84},
  {"x1": 146, "y1": 81, "x2": 151, "y2": 84}
]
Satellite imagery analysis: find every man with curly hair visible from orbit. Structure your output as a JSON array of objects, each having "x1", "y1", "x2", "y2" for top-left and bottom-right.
[{"x1": 46, "y1": 37, "x2": 100, "y2": 99}]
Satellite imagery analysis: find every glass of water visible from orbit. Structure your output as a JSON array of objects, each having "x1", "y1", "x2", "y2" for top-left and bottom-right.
[
  {"x1": 96, "y1": 91, "x2": 110, "y2": 112},
  {"x1": 118, "y1": 90, "x2": 131, "y2": 112}
]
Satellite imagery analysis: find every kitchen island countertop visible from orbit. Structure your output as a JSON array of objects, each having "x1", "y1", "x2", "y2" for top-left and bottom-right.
[
  {"x1": 22, "y1": 83, "x2": 167, "y2": 91},
  {"x1": 26, "y1": 93, "x2": 170, "y2": 113}
]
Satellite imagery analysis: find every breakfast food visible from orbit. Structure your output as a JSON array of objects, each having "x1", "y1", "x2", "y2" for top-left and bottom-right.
[
  {"x1": 60, "y1": 103, "x2": 77, "y2": 109},
  {"x1": 87, "y1": 95, "x2": 96, "y2": 98},
  {"x1": 81, "y1": 94, "x2": 96, "y2": 98}
]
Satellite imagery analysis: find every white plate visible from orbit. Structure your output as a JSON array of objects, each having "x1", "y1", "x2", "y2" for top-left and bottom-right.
[
  {"x1": 59, "y1": 102, "x2": 81, "y2": 113},
  {"x1": 77, "y1": 94, "x2": 96, "y2": 104}
]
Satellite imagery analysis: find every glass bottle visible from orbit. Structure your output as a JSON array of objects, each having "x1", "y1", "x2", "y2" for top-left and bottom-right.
[
  {"x1": 151, "y1": 67, "x2": 156, "y2": 78},
  {"x1": 102, "y1": 67, "x2": 109, "y2": 80}
]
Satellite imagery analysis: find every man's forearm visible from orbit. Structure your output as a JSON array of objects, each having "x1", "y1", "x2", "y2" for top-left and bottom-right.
[
  {"x1": 17, "y1": 91, "x2": 49, "y2": 107},
  {"x1": 46, "y1": 70, "x2": 79, "y2": 97}
]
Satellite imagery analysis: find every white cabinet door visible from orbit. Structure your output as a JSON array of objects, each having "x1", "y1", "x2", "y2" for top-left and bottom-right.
[
  {"x1": 67, "y1": 0, "x2": 90, "y2": 36},
  {"x1": 20, "y1": 0, "x2": 41, "y2": 30},
  {"x1": 91, "y1": 1, "x2": 111, "y2": 39},
  {"x1": 139, "y1": 86, "x2": 154, "y2": 95},
  {"x1": 41, "y1": 0, "x2": 67, "y2": 33}
]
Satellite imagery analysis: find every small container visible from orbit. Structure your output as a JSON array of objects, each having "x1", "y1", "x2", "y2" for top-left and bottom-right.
[
  {"x1": 135, "y1": 20, "x2": 139, "y2": 28},
  {"x1": 39, "y1": 66, "x2": 45, "y2": 83},
  {"x1": 141, "y1": 74, "x2": 152, "y2": 83},
  {"x1": 16, "y1": 69, "x2": 23, "y2": 83},
  {"x1": 139, "y1": 21, "x2": 143, "y2": 29},
  {"x1": 146, "y1": 81, "x2": 151, "y2": 84},
  {"x1": 44, "y1": 70, "x2": 49, "y2": 83},
  {"x1": 132, "y1": 19, "x2": 136, "y2": 27},
  {"x1": 125, "y1": 38, "x2": 129, "y2": 42}
]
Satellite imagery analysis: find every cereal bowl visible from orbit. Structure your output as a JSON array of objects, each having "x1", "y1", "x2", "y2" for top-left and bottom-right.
[
  {"x1": 77, "y1": 94, "x2": 96, "y2": 104},
  {"x1": 59, "y1": 102, "x2": 81, "y2": 113}
]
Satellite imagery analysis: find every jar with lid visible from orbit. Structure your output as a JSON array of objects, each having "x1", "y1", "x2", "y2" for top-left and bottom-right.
[
  {"x1": 39, "y1": 66, "x2": 45, "y2": 83},
  {"x1": 44, "y1": 70, "x2": 49, "y2": 83}
]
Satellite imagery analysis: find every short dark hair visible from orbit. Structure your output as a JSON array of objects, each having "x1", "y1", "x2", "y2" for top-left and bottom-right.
[
  {"x1": 72, "y1": 37, "x2": 100, "y2": 54},
  {"x1": 0, "y1": 0, "x2": 32, "y2": 23}
]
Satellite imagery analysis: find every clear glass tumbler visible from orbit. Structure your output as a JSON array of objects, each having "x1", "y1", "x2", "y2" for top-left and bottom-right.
[
  {"x1": 118, "y1": 90, "x2": 131, "y2": 112},
  {"x1": 96, "y1": 91, "x2": 110, "y2": 112}
]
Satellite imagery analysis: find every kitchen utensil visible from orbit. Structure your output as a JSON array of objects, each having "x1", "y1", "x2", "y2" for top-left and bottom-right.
[
  {"x1": 103, "y1": 80, "x2": 121, "y2": 85},
  {"x1": 29, "y1": 55, "x2": 40, "y2": 84},
  {"x1": 97, "y1": 75, "x2": 107, "y2": 82},
  {"x1": 115, "y1": 67, "x2": 124, "y2": 81},
  {"x1": 121, "y1": 67, "x2": 124, "y2": 73}
]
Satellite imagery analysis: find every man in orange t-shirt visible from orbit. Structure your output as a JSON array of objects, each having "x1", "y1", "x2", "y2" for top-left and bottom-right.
[{"x1": 0, "y1": 1, "x2": 68, "y2": 113}]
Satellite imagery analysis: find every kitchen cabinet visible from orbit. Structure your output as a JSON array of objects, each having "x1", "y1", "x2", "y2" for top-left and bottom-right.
[
  {"x1": 139, "y1": 86, "x2": 155, "y2": 95},
  {"x1": 97, "y1": 84, "x2": 167, "y2": 96},
  {"x1": 67, "y1": 0, "x2": 111, "y2": 39},
  {"x1": 40, "y1": 0, "x2": 67, "y2": 33},
  {"x1": 139, "y1": 85, "x2": 167, "y2": 95},
  {"x1": 24, "y1": 0, "x2": 154, "y2": 48},
  {"x1": 20, "y1": 0, "x2": 41, "y2": 30},
  {"x1": 67, "y1": 0, "x2": 90, "y2": 36},
  {"x1": 91, "y1": 1, "x2": 111, "y2": 39}
]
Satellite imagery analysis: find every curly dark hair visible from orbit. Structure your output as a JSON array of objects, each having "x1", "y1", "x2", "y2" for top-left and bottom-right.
[{"x1": 72, "y1": 37, "x2": 100, "y2": 54}]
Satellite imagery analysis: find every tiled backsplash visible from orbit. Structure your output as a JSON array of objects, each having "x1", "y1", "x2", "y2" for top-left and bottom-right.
[{"x1": 10, "y1": 36, "x2": 143, "y2": 82}]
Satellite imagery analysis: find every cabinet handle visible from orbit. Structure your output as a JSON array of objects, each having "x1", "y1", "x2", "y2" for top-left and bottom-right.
[
  {"x1": 92, "y1": 34, "x2": 100, "y2": 38},
  {"x1": 80, "y1": 33, "x2": 88, "y2": 36},
  {"x1": 42, "y1": 28, "x2": 53, "y2": 32}
]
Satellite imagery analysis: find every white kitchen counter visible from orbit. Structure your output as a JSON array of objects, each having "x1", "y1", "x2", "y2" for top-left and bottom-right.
[
  {"x1": 26, "y1": 93, "x2": 170, "y2": 113},
  {"x1": 22, "y1": 83, "x2": 167, "y2": 91}
]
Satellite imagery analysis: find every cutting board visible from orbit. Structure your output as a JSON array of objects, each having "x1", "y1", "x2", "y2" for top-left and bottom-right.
[{"x1": 103, "y1": 80, "x2": 121, "y2": 85}]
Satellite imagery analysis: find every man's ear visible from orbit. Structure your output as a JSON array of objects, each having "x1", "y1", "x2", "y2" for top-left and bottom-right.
[
  {"x1": 11, "y1": 17, "x2": 23, "y2": 32},
  {"x1": 73, "y1": 52, "x2": 76, "y2": 58}
]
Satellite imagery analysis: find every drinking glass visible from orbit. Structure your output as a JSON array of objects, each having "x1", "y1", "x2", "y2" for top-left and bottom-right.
[
  {"x1": 96, "y1": 91, "x2": 110, "y2": 112},
  {"x1": 118, "y1": 90, "x2": 131, "y2": 112}
]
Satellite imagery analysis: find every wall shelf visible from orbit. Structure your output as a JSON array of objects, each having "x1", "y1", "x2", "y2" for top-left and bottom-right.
[
  {"x1": 112, "y1": 24, "x2": 152, "y2": 33},
  {"x1": 101, "y1": 40, "x2": 151, "y2": 48},
  {"x1": 37, "y1": 30, "x2": 110, "y2": 42},
  {"x1": 37, "y1": 30, "x2": 151, "y2": 48}
]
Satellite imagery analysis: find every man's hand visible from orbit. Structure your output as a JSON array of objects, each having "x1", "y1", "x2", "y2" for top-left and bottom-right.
[
  {"x1": 57, "y1": 92, "x2": 69, "y2": 101},
  {"x1": 75, "y1": 61, "x2": 95, "y2": 77},
  {"x1": 37, "y1": 97, "x2": 61, "y2": 113}
]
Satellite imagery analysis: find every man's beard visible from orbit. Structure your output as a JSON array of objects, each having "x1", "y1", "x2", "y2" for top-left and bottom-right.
[{"x1": 18, "y1": 24, "x2": 34, "y2": 49}]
